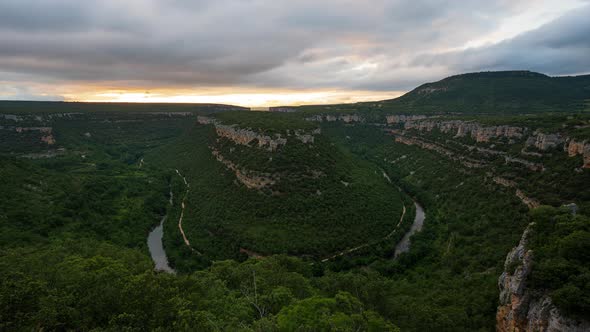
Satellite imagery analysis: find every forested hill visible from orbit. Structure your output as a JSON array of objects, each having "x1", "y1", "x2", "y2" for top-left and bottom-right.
[{"x1": 378, "y1": 70, "x2": 590, "y2": 114}]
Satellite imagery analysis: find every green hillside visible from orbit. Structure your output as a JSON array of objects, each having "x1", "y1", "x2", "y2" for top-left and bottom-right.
[
  {"x1": 146, "y1": 111, "x2": 408, "y2": 270},
  {"x1": 1, "y1": 71, "x2": 589, "y2": 331},
  {"x1": 381, "y1": 71, "x2": 590, "y2": 114},
  {"x1": 295, "y1": 71, "x2": 590, "y2": 116}
]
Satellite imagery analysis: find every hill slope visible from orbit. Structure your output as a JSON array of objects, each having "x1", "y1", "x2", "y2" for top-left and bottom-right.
[{"x1": 380, "y1": 71, "x2": 590, "y2": 114}]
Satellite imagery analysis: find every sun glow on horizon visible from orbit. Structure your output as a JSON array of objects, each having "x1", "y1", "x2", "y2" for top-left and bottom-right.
[{"x1": 70, "y1": 89, "x2": 404, "y2": 107}]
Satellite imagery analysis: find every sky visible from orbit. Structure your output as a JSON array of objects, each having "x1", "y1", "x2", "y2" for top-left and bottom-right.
[{"x1": 1, "y1": 0, "x2": 589, "y2": 107}]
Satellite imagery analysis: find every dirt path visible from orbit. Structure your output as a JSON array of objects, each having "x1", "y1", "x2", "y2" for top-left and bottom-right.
[
  {"x1": 320, "y1": 171, "x2": 411, "y2": 262},
  {"x1": 175, "y1": 169, "x2": 202, "y2": 255}
]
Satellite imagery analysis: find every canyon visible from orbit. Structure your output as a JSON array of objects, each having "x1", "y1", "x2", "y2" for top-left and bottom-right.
[{"x1": 385, "y1": 115, "x2": 590, "y2": 169}]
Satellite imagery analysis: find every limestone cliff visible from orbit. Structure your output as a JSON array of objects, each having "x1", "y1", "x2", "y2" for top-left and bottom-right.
[
  {"x1": 402, "y1": 119, "x2": 525, "y2": 142},
  {"x1": 496, "y1": 225, "x2": 590, "y2": 332},
  {"x1": 385, "y1": 115, "x2": 428, "y2": 124},
  {"x1": 525, "y1": 132, "x2": 564, "y2": 151},
  {"x1": 211, "y1": 149, "x2": 277, "y2": 190},
  {"x1": 306, "y1": 114, "x2": 364, "y2": 123},
  {"x1": 566, "y1": 139, "x2": 590, "y2": 169},
  {"x1": 215, "y1": 124, "x2": 288, "y2": 152},
  {"x1": 199, "y1": 116, "x2": 319, "y2": 151},
  {"x1": 200, "y1": 117, "x2": 323, "y2": 192},
  {"x1": 393, "y1": 135, "x2": 486, "y2": 168}
]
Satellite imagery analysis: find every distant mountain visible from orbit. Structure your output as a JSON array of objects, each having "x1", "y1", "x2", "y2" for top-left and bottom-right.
[{"x1": 379, "y1": 70, "x2": 590, "y2": 114}]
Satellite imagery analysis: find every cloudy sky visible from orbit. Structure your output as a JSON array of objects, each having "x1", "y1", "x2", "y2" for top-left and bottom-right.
[{"x1": 1, "y1": 0, "x2": 589, "y2": 106}]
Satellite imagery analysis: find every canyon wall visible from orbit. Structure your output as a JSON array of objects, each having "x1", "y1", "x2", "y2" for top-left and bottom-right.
[
  {"x1": 199, "y1": 116, "x2": 320, "y2": 151},
  {"x1": 211, "y1": 149, "x2": 277, "y2": 190},
  {"x1": 402, "y1": 119, "x2": 524, "y2": 142},
  {"x1": 306, "y1": 114, "x2": 364, "y2": 123},
  {"x1": 566, "y1": 139, "x2": 590, "y2": 168},
  {"x1": 388, "y1": 114, "x2": 590, "y2": 168},
  {"x1": 525, "y1": 132, "x2": 564, "y2": 151},
  {"x1": 497, "y1": 225, "x2": 590, "y2": 332},
  {"x1": 215, "y1": 124, "x2": 288, "y2": 152},
  {"x1": 199, "y1": 116, "x2": 322, "y2": 191}
]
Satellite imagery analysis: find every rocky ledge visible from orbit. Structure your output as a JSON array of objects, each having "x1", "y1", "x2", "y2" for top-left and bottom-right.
[
  {"x1": 567, "y1": 139, "x2": 590, "y2": 169},
  {"x1": 401, "y1": 119, "x2": 525, "y2": 143},
  {"x1": 497, "y1": 224, "x2": 590, "y2": 332},
  {"x1": 306, "y1": 114, "x2": 364, "y2": 123},
  {"x1": 198, "y1": 116, "x2": 320, "y2": 151}
]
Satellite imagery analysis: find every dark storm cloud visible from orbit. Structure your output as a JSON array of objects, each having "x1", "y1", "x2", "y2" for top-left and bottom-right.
[
  {"x1": 0, "y1": 0, "x2": 588, "y2": 92},
  {"x1": 412, "y1": 4, "x2": 590, "y2": 76}
]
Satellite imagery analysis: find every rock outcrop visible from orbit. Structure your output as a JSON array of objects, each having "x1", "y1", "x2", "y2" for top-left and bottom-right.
[
  {"x1": 306, "y1": 114, "x2": 364, "y2": 123},
  {"x1": 497, "y1": 224, "x2": 590, "y2": 332},
  {"x1": 215, "y1": 124, "x2": 288, "y2": 152},
  {"x1": 393, "y1": 135, "x2": 486, "y2": 168},
  {"x1": 211, "y1": 149, "x2": 277, "y2": 190},
  {"x1": 199, "y1": 116, "x2": 320, "y2": 151},
  {"x1": 566, "y1": 139, "x2": 590, "y2": 168},
  {"x1": 402, "y1": 119, "x2": 525, "y2": 143},
  {"x1": 525, "y1": 132, "x2": 564, "y2": 151},
  {"x1": 385, "y1": 115, "x2": 428, "y2": 124}
]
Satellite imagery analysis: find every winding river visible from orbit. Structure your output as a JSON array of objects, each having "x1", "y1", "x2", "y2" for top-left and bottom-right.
[
  {"x1": 394, "y1": 201, "x2": 425, "y2": 258},
  {"x1": 147, "y1": 215, "x2": 175, "y2": 273},
  {"x1": 147, "y1": 167, "x2": 425, "y2": 268}
]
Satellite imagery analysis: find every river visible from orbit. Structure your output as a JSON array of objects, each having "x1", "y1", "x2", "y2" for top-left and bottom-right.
[
  {"x1": 147, "y1": 215, "x2": 175, "y2": 274},
  {"x1": 394, "y1": 201, "x2": 425, "y2": 258}
]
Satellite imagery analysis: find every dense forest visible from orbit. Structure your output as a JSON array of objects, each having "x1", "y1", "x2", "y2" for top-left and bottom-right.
[{"x1": 1, "y1": 71, "x2": 589, "y2": 331}]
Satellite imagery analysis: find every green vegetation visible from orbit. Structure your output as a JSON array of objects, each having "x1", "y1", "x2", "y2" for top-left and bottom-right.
[
  {"x1": 528, "y1": 207, "x2": 590, "y2": 318},
  {"x1": 381, "y1": 71, "x2": 590, "y2": 114},
  {"x1": 216, "y1": 111, "x2": 316, "y2": 132},
  {"x1": 296, "y1": 71, "x2": 590, "y2": 116},
  {"x1": 1, "y1": 70, "x2": 590, "y2": 330},
  {"x1": 321, "y1": 124, "x2": 529, "y2": 330},
  {"x1": 147, "y1": 120, "x2": 405, "y2": 269}
]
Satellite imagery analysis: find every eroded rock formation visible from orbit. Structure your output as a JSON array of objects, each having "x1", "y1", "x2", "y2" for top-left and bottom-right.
[
  {"x1": 385, "y1": 115, "x2": 428, "y2": 124},
  {"x1": 566, "y1": 139, "x2": 590, "y2": 168},
  {"x1": 211, "y1": 149, "x2": 277, "y2": 190},
  {"x1": 525, "y1": 132, "x2": 564, "y2": 151},
  {"x1": 306, "y1": 114, "x2": 364, "y2": 123},
  {"x1": 199, "y1": 116, "x2": 320, "y2": 151},
  {"x1": 402, "y1": 119, "x2": 524, "y2": 143},
  {"x1": 393, "y1": 135, "x2": 486, "y2": 168},
  {"x1": 497, "y1": 225, "x2": 590, "y2": 332},
  {"x1": 215, "y1": 124, "x2": 288, "y2": 152}
]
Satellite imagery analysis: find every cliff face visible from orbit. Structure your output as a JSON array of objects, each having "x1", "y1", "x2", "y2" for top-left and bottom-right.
[
  {"x1": 198, "y1": 117, "x2": 323, "y2": 192},
  {"x1": 215, "y1": 124, "x2": 288, "y2": 152},
  {"x1": 525, "y1": 132, "x2": 564, "y2": 151},
  {"x1": 385, "y1": 115, "x2": 428, "y2": 124},
  {"x1": 211, "y1": 149, "x2": 277, "y2": 190},
  {"x1": 403, "y1": 119, "x2": 525, "y2": 143},
  {"x1": 306, "y1": 114, "x2": 364, "y2": 123},
  {"x1": 198, "y1": 116, "x2": 319, "y2": 151},
  {"x1": 394, "y1": 135, "x2": 486, "y2": 168},
  {"x1": 496, "y1": 225, "x2": 590, "y2": 332},
  {"x1": 567, "y1": 139, "x2": 590, "y2": 168},
  {"x1": 388, "y1": 114, "x2": 590, "y2": 169}
]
